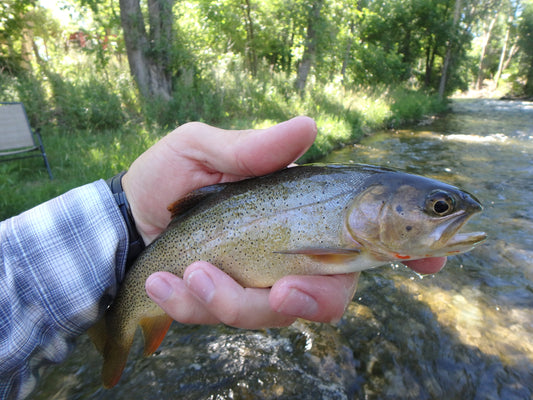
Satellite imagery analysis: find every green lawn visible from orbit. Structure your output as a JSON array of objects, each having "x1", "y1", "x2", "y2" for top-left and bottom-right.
[
  {"x1": 0, "y1": 125, "x2": 161, "y2": 220},
  {"x1": 1, "y1": 88, "x2": 447, "y2": 221}
]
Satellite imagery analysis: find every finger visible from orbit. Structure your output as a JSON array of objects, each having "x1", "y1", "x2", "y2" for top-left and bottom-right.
[
  {"x1": 171, "y1": 116, "x2": 317, "y2": 179},
  {"x1": 404, "y1": 257, "x2": 447, "y2": 275},
  {"x1": 184, "y1": 262, "x2": 297, "y2": 329},
  {"x1": 145, "y1": 271, "x2": 220, "y2": 325},
  {"x1": 269, "y1": 273, "x2": 360, "y2": 323}
]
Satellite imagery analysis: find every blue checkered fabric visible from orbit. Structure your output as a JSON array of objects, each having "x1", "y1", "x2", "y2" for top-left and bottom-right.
[{"x1": 0, "y1": 180, "x2": 128, "y2": 399}]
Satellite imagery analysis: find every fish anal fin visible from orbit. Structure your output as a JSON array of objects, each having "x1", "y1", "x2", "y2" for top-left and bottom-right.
[
  {"x1": 140, "y1": 314, "x2": 173, "y2": 357},
  {"x1": 167, "y1": 184, "x2": 225, "y2": 220},
  {"x1": 275, "y1": 248, "x2": 361, "y2": 264}
]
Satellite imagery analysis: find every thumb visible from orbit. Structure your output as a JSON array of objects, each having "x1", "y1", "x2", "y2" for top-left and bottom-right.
[{"x1": 166, "y1": 116, "x2": 317, "y2": 178}]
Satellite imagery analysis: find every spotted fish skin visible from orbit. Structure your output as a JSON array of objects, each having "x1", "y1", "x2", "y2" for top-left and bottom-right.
[{"x1": 89, "y1": 164, "x2": 486, "y2": 388}]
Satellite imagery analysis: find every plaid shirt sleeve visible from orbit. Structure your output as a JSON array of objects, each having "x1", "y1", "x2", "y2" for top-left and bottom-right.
[{"x1": 0, "y1": 180, "x2": 129, "y2": 399}]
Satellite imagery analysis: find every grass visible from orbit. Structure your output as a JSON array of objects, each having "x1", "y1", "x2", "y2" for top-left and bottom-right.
[
  {"x1": 0, "y1": 64, "x2": 447, "y2": 221},
  {"x1": 0, "y1": 125, "x2": 162, "y2": 220}
]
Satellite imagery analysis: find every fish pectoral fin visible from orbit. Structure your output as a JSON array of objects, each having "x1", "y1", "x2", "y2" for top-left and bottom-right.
[
  {"x1": 275, "y1": 248, "x2": 362, "y2": 255},
  {"x1": 275, "y1": 248, "x2": 361, "y2": 264},
  {"x1": 140, "y1": 314, "x2": 173, "y2": 357}
]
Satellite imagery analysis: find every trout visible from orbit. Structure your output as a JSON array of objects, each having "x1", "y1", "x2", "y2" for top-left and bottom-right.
[{"x1": 89, "y1": 164, "x2": 486, "y2": 387}]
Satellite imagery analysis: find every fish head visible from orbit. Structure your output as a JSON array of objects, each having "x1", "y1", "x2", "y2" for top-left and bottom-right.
[{"x1": 345, "y1": 172, "x2": 487, "y2": 262}]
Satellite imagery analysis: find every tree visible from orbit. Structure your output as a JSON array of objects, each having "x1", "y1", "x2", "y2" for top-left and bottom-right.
[
  {"x1": 494, "y1": 12, "x2": 516, "y2": 87},
  {"x1": 439, "y1": 0, "x2": 462, "y2": 98},
  {"x1": 0, "y1": 0, "x2": 36, "y2": 74},
  {"x1": 518, "y1": 0, "x2": 533, "y2": 95},
  {"x1": 295, "y1": 0, "x2": 324, "y2": 92},
  {"x1": 493, "y1": 0, "x2": 521, "y2": 88},
  {"x1": 119, "y1": 0, "x2": 175, "y2": 100},
  {"x1": 475, "y1": 8, "x2": 498, "y2": 89}
]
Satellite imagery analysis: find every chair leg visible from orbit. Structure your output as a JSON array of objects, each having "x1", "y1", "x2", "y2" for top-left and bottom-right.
[
  {"x1": 42, "y1": 151, "x2": 53, "y2": 180},
  {"x1": 35, "y1": 129, "x2": 53, "y2": 180}
]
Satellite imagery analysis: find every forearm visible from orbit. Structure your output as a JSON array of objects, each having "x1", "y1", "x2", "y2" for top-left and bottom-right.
[{"x1": 0, "y1": 180, "x2": 128, "y2": 399}]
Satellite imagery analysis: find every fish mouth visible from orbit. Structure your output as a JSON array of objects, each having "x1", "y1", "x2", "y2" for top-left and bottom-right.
[
  {"x1": 441, "y1": 230, "x2": 487, "y2": 255},
  {"x1": 431, "y1": 211, "x2": 487, "y2": 256}
]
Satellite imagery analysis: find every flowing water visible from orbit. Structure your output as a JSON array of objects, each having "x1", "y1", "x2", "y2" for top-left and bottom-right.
[{"x1": 34, "y1": 99, "x2": 533, "y2": 399}]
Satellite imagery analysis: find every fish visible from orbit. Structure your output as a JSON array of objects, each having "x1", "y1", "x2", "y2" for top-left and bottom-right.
[{"x1": 88, "y1": 164, "x2": 487, "y2": 388}]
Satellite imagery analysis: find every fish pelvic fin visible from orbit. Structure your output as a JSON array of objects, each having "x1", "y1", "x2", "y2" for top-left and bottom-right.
[
  {"x1": 140, "y1": 314, "x2": 173, "y2": 357},
  {"x1": 275, "y1": 248, "x2": 361, "y2": 264}
]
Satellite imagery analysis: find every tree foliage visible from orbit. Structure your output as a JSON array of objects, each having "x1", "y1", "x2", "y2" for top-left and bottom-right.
[
  {"x1": 1, "y1": 0, "x2": 532, "y2": 131},
  {"x1": 518, "y1": 0, "x2": 533, "y2": 94}
]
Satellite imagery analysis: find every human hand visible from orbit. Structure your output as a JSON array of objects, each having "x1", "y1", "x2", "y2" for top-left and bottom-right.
[
  {"x1": 146, "y1": 263, "x2": 360, "y2": 328},
  {"x1": 144, "y1": 257, "x2": 446, "y2": 328},
  {"x1": 122, "y1": 117, "x2": 317, "y2": 245},
  {"x1": 123, "y1": 117, "x2": 446, "y2": 329}
]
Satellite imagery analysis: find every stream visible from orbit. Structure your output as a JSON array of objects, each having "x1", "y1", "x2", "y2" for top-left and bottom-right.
[{"x1": 33, "y1": 99, "x2": 533, "y2": 399}]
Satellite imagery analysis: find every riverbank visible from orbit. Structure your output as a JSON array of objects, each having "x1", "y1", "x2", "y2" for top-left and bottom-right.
[
  {"x1": 298, "y1": 87, "x2": 447, "y2": 163},
  {"x1": 0, "y1": 88, "x2": 446, "y2": 220}
]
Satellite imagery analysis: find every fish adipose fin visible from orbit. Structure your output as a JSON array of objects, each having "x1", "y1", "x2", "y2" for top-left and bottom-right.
[{"x1": 275, "y1": 248, "x2": 361, "y2": 264}]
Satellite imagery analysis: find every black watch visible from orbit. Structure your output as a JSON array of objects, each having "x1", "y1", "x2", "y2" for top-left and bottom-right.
[{"x1": 107, "y1": 171, "x2": 146, "y2": 270}]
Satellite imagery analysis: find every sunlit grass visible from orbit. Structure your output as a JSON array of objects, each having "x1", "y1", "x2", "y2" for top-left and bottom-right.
[
  {"x1": 1, "y1": 61, "x2": 447, "y2": 220},
  {"x1": 0, "y1": 125, "x2": 162, "y2": 220}
]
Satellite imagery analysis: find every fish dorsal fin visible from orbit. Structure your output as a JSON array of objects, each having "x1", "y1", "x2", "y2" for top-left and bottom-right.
[
  {"x1": 275, "y1": 248, "x2": 361, "y2": 264},
  {"x1": 167, "y1": 184, "x2": 225, "y2": 220}
]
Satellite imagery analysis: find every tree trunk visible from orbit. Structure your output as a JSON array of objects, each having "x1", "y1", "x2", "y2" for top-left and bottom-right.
[
  {"x1": 295, "y1": 0, "x2": 324, "y2": 92},
  {"x1": 20, "y1": 10, "x2": 35, "y2": 71},
  {"x1": 242, "y1": 0, "x2": 257, "y2": 76},
  {"x1": 494, "y1": 22, "x2": 510, "y2": 88},
  {"x1": 526, "y1": 60, "x2": 533, "y2": 96},
  {"x1": 424, "y1": 44, "x2": 436, "y2": 87},
  {"x1": 341, "y1": 20, "x2": 355, "y2": 82},
  {"x1": 476, "y1": 14, "x2": 497, "y2": 90},
  {"x1": 438, "y1": 0, "x2": 461, "y2": 99},
  {"x1": 119, "y1": 0, "x2": 174, "y2": 100}
]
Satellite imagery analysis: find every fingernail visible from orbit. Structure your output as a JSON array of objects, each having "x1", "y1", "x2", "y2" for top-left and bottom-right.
[
  {"x1": 186, "y1": 269, "x2": 215, "y2": 303},
  {"x1": 275, "y1": 288, "x2": 318, "y2": 319},
  {"x1": 146, "y1": 276, "x2": 173, "y2": 302}
]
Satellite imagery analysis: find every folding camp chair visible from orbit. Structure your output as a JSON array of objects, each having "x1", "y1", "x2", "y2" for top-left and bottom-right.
[{"x1": 0, "y1": 102, "x2": 53, "y2": 179}]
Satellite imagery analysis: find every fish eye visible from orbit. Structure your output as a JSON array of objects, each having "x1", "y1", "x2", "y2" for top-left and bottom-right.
[{"x1": 426, "y1": 191, "x2": 455, "y2": 217}]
